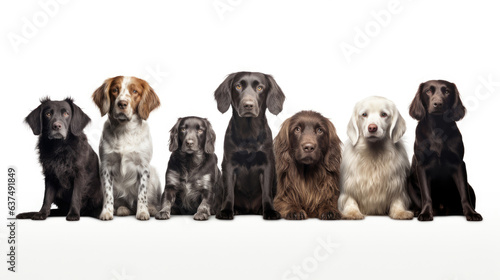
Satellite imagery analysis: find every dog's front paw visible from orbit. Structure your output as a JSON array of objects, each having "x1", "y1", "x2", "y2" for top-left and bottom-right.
[
  {"x1": 390, "y1": 210, "x2": 413, "y2": 220},
  {"x1": 66, "y1": 212, "x2": 80, "y2": 221},
  {"x1": 136, "y1": 211, "x2": 150, "y2": 221},
  {"x1": 341, "y1": 209, "x2": 364, "y2": 220},
  {"x1": 417, "y1": 211, "x2": 433, "y2": 221},
  {"x1": 216, "y1": 209, "x2": 234, "y2": 220},
  {"x1": 263, "y1": 209, "x2": 281, "y2": 220},
  {"x1": 465, "y1": 212, "x2": 483, "y2": 221},
  {"x1": 155, "y1": 211, "x2": 171, "y2": 220},
  {"x1": 320, "y1": 210, "x2": 342, "y2": 220},
  {"x1": 99, "y1": 209, "x2": 114, "y2": 221},
  {"x1": 32, "y1": 212, "x2": 48, "y2": 220},
  {"x1": 285, "y1": 209, "x2": 307, "y2": 220},
  {"x1": 194, "y1": 212, "x2": 210, "y2": 221}
]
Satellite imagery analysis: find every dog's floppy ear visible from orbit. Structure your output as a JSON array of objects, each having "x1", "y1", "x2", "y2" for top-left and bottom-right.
[
  {"x1": 274, "y1": 117, "x2": 293, "y2": 173},
  {"x1": 409, "y1": 83, "x2": 426, "y2": 121},
  {"x1": 204, "y1": 119, "x2": 216, "y2": 154},
  {"x1": 347, "y1": 109, "x2": 360, "y2": 146},
  {"x1": 450, "y1": 82, "x2": 466, "y2": 121},
  {"x1": 92, "y1": 77, "x2": 113, "y2": 116},
  {"x1": 389, "y1": 109, "x2": 406, "y2": 143},
  {"x1": 65, "y1": 98, "x2": 91, "y2": 136},
  {"x1": 25, "y1": 97, "x2": 49, "y2": 135},
  {"x1": 324, "y1": 119, "x2": 342, "y2": 174},
  {"x1": 214, "y1": 73, "x2": 237, "y2": 113},
  {"x1": 169, "y1": 118, "x2": 182, "y2": 152},
  {"x1": 138, "y1": 80, "x2": 161, "y2": 120},
  {"x1": 265, "y1": 74, "x2": 286, "y2": 115}
]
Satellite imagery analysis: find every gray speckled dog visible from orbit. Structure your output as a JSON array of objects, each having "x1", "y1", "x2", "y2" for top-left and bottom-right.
[{"x1": 156, "y1": 117, "x2": 221, "y2": 221}]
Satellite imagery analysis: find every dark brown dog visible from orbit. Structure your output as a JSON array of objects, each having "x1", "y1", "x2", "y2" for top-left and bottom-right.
[
  {"x1": 408, "y1": 80, "x2": 482, "y2": 221},
  {"x1": 273, "y1": 111, "x2": 342, "y2": 220}
]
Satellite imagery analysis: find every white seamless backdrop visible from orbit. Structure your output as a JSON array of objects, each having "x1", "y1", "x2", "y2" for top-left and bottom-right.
[{"x1": 1, "y1": 1, "x2": 499, "y2": 279}]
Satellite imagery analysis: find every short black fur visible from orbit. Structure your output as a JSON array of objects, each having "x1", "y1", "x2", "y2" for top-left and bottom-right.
[{"x1": 213, "y1": 71, "x2": 285, "y2": 220}]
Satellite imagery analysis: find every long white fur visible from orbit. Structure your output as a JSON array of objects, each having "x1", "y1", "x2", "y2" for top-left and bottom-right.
[
  {"x1": 339, "y1": 96, "x2": 413, "y2": 220},
  {"x1": 99, "y1": 77, "x2": 161, "y2": 220}
]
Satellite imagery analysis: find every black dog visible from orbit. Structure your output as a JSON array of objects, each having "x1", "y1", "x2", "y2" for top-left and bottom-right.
[
  {"x1": 156, "y1": 117, "x2": 221, "y2": 221},
  {"x1": 214, "y1": 71, "x2": 285, "y2": 220},
  {"x1": 17, "y1": 98, "x2": 103, "y2": 221},
  {"x1": 408, "y1": 80, "x2": 482, "y2": 221}
]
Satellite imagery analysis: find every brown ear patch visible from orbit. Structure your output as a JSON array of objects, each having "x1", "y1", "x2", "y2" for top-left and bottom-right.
[
  {"x1": 92, "y1": 76, "x2": 123, "y2": 116},
  {"x1": 133, "y1": 77, "x2": 160, "y2": 120}
]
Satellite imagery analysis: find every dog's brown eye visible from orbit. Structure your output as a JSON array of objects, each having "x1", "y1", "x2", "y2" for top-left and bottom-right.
[
  {"x1": 362, "y1": 113, "x2": 368, "y2": 117},
  {"x1": 112, "y1": 88, "x2": 119, "y2": 93},
  {"x1": 63, "y1": 112, "x2": 69, "y2": 117},
  {"x1": 381, "y1": 112, "x2": 387, "y2": 118},
  {"x1": 198, "y1": 129, "x2": 203, "y2": 134},
  {"x1": 236, "y1": 85, "x2": 242, "y2": 90},
  {"x1": 294, "y1": 127, "x2": 301, "y2": 133},
  {"x1": 45, "y1": 112, "x2": 52, "y2": 118},
  {"x1": 180, "y1": 128, "x2": 186, "y2": 133},
  {"x1": 132, "y1": 90, "x2": 138, "y2": 94},
  {"x1": 316, "y1": 128, "x2": 323, "y2": 135},
  {"x1": 257, "y1": 86, "x2": 263, "y2": 92}
]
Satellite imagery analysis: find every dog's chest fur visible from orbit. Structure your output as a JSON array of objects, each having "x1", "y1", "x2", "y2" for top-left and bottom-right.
[
  {"x1": 100, "y1": 118, "x2": 152, "y2": 181},
  {"x1": 342, "y1": 141, "x2": 409, "y2": 214},
  {"x1": 166, "y1": 154, "x2": 213, "y2": 212},
  {"x1": 39, "y1": 137, "x2": 80, "y2": 190}
]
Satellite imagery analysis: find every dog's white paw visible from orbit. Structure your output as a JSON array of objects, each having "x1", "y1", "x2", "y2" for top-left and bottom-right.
[
  {"x1": 342, "y1": 209, "x2": 365, "y2": 220},
  {"x1": 99, "y1": 209, "x2": 114, "y2": 221},
  {"x1": 136, "y1": 210, "x2": 150, "y2": 221},
  {"x1": 390, "y1": 210, "x2": 414, "y2": 220}
]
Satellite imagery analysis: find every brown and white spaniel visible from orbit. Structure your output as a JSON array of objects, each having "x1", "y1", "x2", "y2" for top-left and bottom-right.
[{"x1": 92, "y1": 76, "x2": 162, "y2": 220}]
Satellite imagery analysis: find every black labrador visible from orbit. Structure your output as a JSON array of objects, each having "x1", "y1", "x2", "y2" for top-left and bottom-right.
[
  {"x1": 214, "y1": 71, "x2": 285, "y2": 220},
  {"x1": 408, "y1": 80, "x2": 482, "y2": 221},
  {"x1": 156, "y1": 117, "x2": 221, "y2": 221},
  {"x1": 17, "y1": 98, "x2": 103, "y2": 221}
]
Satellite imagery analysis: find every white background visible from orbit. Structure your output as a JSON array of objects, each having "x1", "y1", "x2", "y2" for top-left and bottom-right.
[{"x1": 1, "y1": 0, "x2": 499, "y2": 279}]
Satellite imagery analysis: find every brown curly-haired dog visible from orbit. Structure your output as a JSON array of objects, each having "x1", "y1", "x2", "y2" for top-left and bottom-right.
[{"x1": 273, "y1": 111, "x2": 342, "y2": 220}]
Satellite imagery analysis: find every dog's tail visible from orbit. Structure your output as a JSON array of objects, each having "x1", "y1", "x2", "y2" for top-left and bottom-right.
[{"x1": 16, "y1": 209, "x2": 67, "y2": 219}]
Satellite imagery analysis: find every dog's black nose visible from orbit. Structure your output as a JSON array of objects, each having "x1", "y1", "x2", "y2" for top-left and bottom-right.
[
  {"x1": 52, "y1": 122, "x2": 62, "y2": 131},
  {"x1": 302, "y1": 143, "x2": 315, "y2": 153},
  {"x1": 186, "y1": 139, "x2": 194, "y2": 148},
  {"x1": 368, "y1": 124, "x2": 378, "y2": 133},
  {"x1": 243, "y1": 102, "x2": 254, "y2": 110},
  {"x1": 118, "y1": 100, "x2": 128, "y2": 109},
  {"x1": 433, "y1": 102, "x2": 443, "y2": 108}
]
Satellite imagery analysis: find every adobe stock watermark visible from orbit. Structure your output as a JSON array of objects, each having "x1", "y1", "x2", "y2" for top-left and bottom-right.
[
  {"x1": 463, "y1": 74, "x2": 500, "y2": 112},
  {"x1": 7, "y1": 0, "x2": 70, "y2": 54},
  {"x1": 339, "y1": 0, "x2": 408, "y2": 63},
  {"x1": 212, "y1": 0, "x2": 243, "y2": 21},
  {"x1": 282, "y1": 235, "x2": 339, "y2": 280}
]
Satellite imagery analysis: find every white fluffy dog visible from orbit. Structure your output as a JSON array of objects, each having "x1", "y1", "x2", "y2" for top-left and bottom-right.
[{"x1": 339, "y1": 96, "x2": 413, "y2": 220}]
